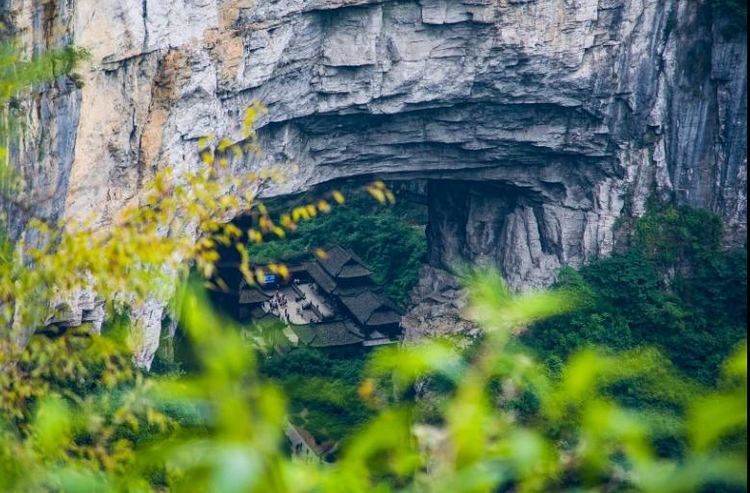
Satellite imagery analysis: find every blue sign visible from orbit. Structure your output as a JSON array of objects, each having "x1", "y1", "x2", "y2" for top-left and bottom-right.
[{"x1": 263, "y1": 274, "x2": 277, "y2": 285}]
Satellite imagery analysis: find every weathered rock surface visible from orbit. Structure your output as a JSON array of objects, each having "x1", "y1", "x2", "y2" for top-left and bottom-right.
[
  {"x1": 3, "y1": 0, "x2": 746, "y2": 354},
  {"x1": 401, "y1": 265, "x2": 478, "y2": 343}
]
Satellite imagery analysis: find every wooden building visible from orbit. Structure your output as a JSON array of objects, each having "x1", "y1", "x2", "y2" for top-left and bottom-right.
[
  {"x1": 237, "y1": 281, "x2": 272, "y2": 321},
  {"x1": 239, "y1": 245, "x2": 403, "y2": 352}
]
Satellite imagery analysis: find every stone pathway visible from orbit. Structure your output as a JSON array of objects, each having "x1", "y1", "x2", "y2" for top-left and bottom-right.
[
  {"x1": 296, "y1": 284, "x2": 335, "y2": 319},
  {"x1": 262, "y1": 284, "x2": 335, "y2": 326}
]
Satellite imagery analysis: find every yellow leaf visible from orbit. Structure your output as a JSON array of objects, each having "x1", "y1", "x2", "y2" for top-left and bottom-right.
[
  {"x1": 332, "y1": 190, "x2": 345, "y2": 205},
  {"x1": 200, "y1": 151, "x2": 214, "y2": 165},
  {"x1": 217, "y1": 137, "x2": 233, "y2": 153},
  {"x1": 368, "y1": 186, "x2": 386, "y2": 204},
  {"x1": 358, "y1": 379, "x2": 376, "y2": 400}
]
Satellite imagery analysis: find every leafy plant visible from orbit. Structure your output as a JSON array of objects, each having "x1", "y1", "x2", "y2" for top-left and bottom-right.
[
  {"x1": 1, "y1": 271, "x2": 745, "y2": 492},
  {"x1": 524, "y1": 205, "x2": 747, "y2": 385},
  {"x1": 248, "y1": 191, "x2": 427, "y2": 307},
  {"x1": 0, "y1": 38, "x2": 745, "y2": 493}
]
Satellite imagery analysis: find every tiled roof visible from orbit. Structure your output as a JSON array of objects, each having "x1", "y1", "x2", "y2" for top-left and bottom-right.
[
  {"x1": 292, "y1": 321, "x2": 364, "y2": 348},
  {"x1": 368, "y1": 310, "x2": 402, "y2": 327},
  {"x1": 291, "y1": 325, "x2": 317, "y2": 345},
  {"x1": 239, "y1": 287, "x2": 271, "y2": 304},
  {"x1": 333, "y1": 284, "x2": 374, "y2": 296},
  {"x1": 318, "y1": 246, "x2": 371, "y2": 279},
  {"x1": 346, "y1": 322, "x2": 366, "y2": 338},
  {"x1": 311, "y1": 321, "x2": 364, "y2": 348},
  {"x1": 362, "y1": 338, "x2": 398, "y2": 347},
  {"x1": 339, "y1": 291, "x2": 401, "y2": 327},
  {"x1": 317, "y1": 245, "x2": 351, "y2": 276},
  {"x1": 362, "y1": 328, "x2": 398, "y2": 346},
  {"x1": 338, "y1": 264, "x2": 372, "y2": 279},
  {"x1": 304, "y1": 261, "x2": 337, "y2": 294}
]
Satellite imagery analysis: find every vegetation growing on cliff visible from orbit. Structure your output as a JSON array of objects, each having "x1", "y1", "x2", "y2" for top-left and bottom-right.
[
  {"x1": 0, "y1": 40, "x2": 746, "y2": 493},
  {"x1": 247, "y1": 189, "x2": 427, "y2": 308},
  {"x1": 1, "y1": 41, "x2": 88, "y2": 188},
  {"x1": 524, "y1": 204, "x2": 747, "y2": 385},
  {"x1": 260, "y1": 347, "x2": 374, "y2": 447}
]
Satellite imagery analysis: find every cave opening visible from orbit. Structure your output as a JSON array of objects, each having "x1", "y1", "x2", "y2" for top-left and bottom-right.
[
  {"x1": 209, "y1": 177, "x2": 429, "y2": 319},
  {"x1": 160, "y1": 177, "x2": 557, "y2": 369},
  {"x1": 158, "y1": 177, "x2": 430, "y2": 372}
]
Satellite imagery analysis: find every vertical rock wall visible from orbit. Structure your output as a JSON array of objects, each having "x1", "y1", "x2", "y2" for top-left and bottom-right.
[{"x1": 2, "y1": 0, "x2": 746, "y2": 355}]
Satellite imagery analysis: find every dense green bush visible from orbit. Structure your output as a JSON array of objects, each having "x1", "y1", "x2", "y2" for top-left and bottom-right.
[
  {"x1": 259, "y1": 348, "x2": 375, "y2": 446},
  {"x1": 523, "y1": 204, "x2": 747, "y2": 385},
  {"x1": 2, "y1": 275, "x2": 746, "y2": 492},
  {"x1": 249, "y1": 190, "x2": 427, "y2": 308}
]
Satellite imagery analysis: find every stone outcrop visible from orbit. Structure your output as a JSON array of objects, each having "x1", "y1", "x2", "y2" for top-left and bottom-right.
[
  {"x1": 2, "y1": 0, "x2": 746, "y2": 355},
  {"x1": 401, "y1": 265, "x2": 478, "y2": 344}
]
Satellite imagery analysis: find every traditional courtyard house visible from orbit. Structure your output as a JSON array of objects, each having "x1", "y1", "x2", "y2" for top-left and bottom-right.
[
  {"x1": 338, "y1": 290, "x2": 402, "y2": 342},
  {"x1": 291, "y1": 320, "x2": 368, "y2": 356},
  {"x1": 237, "y1": 245, "x2": 403, "y2": 351},
  {"x1": 304, "y1": 245, "x2": 374, "y2": 296},
  {"x1": 237, "y1": 281, "x2": 272, "y2": 321}
]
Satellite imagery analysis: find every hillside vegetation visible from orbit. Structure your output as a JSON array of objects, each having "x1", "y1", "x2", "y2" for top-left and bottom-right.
[
  {"x1": 524, "y1": 204, "x2": 747, "y2": 385},
  {"x1": 248, "y1": 187, "x2": 427, "y2": 308}
]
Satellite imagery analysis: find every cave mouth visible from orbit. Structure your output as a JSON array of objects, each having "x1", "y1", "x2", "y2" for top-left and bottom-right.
[
  {"x1": 425, "y1": 180, "x2": 546, "y2": 272},
  {"x1": 204, "y1": 177, "x2": 552, "y2": 321},
  {"x1": 160, "y1": 176, "x2": 557, "y2": 372},
  {"x1": 164, "y1": 177, "x2": 430, "y2": 373},
  {"x1": 204, "y1": 177, "x2": 430, "y2": 323}
]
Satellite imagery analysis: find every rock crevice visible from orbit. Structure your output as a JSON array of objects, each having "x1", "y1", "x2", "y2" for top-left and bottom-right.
[{"x1": 3, "y1": 0, "x2": 746, "y2": 353}]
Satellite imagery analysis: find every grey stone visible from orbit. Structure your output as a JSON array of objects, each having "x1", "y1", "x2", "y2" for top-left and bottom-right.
[{"x1": 3, "y1": 0, "x2": 746, "y2": 355}]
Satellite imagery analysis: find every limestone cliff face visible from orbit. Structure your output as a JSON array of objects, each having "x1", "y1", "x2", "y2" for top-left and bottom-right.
[{"x1": 3, "y1": 0, "x2": 747, "y2": 354}]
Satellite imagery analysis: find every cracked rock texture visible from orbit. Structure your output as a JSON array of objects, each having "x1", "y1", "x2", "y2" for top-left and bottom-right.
[{"x1": 3, "y1": 0, "x2": 747, "y2": 355}]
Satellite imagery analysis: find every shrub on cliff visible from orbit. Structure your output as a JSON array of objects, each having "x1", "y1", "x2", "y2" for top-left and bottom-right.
[
  {"x1": 247, "y1": 190, "x2": 427, "y2": 308},
  {"x1": 523, "y1": 205, "x2": 747, "y2": 386},
  {"x1": 0, "y1": 41, "x2": 745, "y2": 493}
]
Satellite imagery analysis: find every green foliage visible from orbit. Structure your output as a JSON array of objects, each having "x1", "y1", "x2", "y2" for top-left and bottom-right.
[
  {"x1": 249, "y1": 191, "x2": 427, "y2": 307},
  {"x1": 0, "y1": 38, "x2": 745, "y2": 493},
  {"x1": 632, "y1": 203, "x2": 722, "y2": 269},
  {"x1": 260, "y1": 347, "x2": 375, "y2": 446},
  {"x1": 524, "y1": 204, "x2": 747, "y2": 386},
  {"x1": 0, "y1": 269, "x2": 746, "y2": 492}
]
